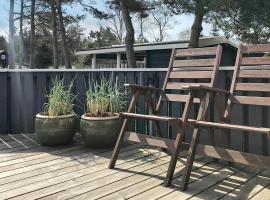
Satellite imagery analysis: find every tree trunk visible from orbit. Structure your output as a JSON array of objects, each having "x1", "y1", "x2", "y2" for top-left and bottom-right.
[
  {"x1": 56, "y1": 0, "x2": 71, "y2": 69},
  {"x1": 51, "y1": 0, "x2": 58, "y2": 69},
  {"x1": 19, "y1": 0, "x2": 24, "y2": 69},
  {"x1": 188, "y1": 12, "x2": 204, "y2": 48},
  {"x1": 30, "y1": 0, "x2": 36, "y2": 68},
  {"x1": 120, "y1": 1, "x2": 137, "y2": 68},
  {"x1": 9, "y1": 0, "x2": 15, "y2": 68}
]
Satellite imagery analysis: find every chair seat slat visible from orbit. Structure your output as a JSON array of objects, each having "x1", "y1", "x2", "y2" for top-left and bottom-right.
[
  {"x1": 166, "y1": 82, "x2": 210, "y2": 90},
  {"x1": 162, "y1": 94, "x2": 201, "y2": 103},
  {"x1": 196, "y1": 144, "x2": 270, "y2": 168}
]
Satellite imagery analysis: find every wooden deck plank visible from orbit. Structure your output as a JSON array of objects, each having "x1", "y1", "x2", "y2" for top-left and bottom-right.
[
  {"x1": 1, "y1": 148, "x2": 162, "y2": 199},
  {"x1": 250, "y1": 184, "x2": 270, "y2": 200},
  {"x1": 0, "y1": 144, "x2": 144, "y2": 188},
  {"x1": 129, "y1": 162, "x2": 227, "y2": 200},
  {"x1": 96, "y1": 158, "x2": 212, "y2": 200},
  {"x1": 217, "y1": 169, "x2": 270, "y2": 200},
  {"x1": 39, "y1": 151, "x2": 178, "y2": 200},
  {"x1": 0, "y1": 134, "x2": 267, "y2": 200},
  {"x1": 0, "y1": 146, "x2": 86, "y2": 173},
  {"x1": 189, "y1": 166, "x2": 263, "y2": 200},
  {"x1": 69, "y1": 156, "x2": 208, "y2": 200}
]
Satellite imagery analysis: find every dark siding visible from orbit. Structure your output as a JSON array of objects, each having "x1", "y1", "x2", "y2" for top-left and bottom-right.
[
  {"x1": 220, "y1": 44, "x2": 237, "y2": 66},
  {"x1": 146, "y1": 49, "x2": 172, "y2": 68},
  {"x1": 146, "y1": 44, "x2": 237, "y2": 68}
]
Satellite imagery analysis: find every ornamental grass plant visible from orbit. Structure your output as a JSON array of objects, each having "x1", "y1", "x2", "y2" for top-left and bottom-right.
[
  {"x1": 85, "y1": 78, "x2": 125, "y2": 117},
  {"x1": 43, "y1": 78, "x2": 76, "y2": 116}
]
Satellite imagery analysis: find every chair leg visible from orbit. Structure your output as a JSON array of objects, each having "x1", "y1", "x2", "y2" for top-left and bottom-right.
[
  {"x1": 164, "y1": 94, "x2": 194, "y2": 187},
  {"x1": 181, "y1": 128, "x2": 200, "y2": 191},
  {"x1": 181, "y1": 92, "x2": 212, "y2": 190},
  {"x1": 108, "y1": 93, "x2": 138, "y2": 169},
  {"x1": 108, "y1": 118, "x2": 129, "y2": 169},
  {"x1": 164, "y1": 125, "x2": 186, "y2": 186}
]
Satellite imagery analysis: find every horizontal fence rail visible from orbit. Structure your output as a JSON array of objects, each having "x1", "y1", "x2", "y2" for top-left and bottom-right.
[{"x1": 0, "y1": 67, "x2": 269, "y2": 156}]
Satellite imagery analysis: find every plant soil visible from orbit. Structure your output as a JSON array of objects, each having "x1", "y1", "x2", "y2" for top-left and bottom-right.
[{"x1": 85, "y1": 112, "x2": 117, "y2": 118}]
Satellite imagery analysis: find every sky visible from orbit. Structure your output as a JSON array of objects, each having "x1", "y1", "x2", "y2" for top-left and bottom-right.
[{"x1": 0, "y1": 0, "x2": 213, "y2": 42}]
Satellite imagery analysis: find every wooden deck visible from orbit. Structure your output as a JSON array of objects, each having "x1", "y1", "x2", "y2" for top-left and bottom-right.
[{"x1": 0, "y1": 134, "x2": 269, "y2": 200}]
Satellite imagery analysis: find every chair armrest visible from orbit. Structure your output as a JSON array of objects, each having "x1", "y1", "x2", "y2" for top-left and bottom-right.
[
  {"x1": 124, "y1": 84, "x2": 164, "y2": 93},
  {"x1": 181, "y1": 85, "x2": 231, "y2": 95}
]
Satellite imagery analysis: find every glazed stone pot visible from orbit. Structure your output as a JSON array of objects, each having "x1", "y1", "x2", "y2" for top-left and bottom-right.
[
  {"x1": 35, "y1": 113, "x2": 76, "y2": 146},
  {"x1": 80, "y1": 113, "x2": 123, "y2": 148}
]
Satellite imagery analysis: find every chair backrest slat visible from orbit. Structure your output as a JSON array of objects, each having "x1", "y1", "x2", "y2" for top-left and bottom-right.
[
  {"x1": 238, "y1": 70, "x2": 270, "y2": 78},
  {"x1": 231, "y1": 96, "x2": 270, "y2": 106},
  {"x1": 227, "y1": 43, "x2": 270, "y2": 109},
  {"x1": 156, "y1": 45, "x2": 222, "y2": 111},
  {"x1": 235, "y1": 83, "x2": 270, "y2": 92},
  {"x1": 241, "y1": 57, "x2": 270, "y2": 66},
  {"x1": 175, "y1": 47, "x2": 217, "y2": 57},
  {"x1": 173, "y1": 58, "x2": 215, "y2": 68},
  {"x1": 242, "y1": 44, "x2": 270, "y2": 53},
  {"x1": 162, "y1": 45, "x2": 222, "y2": 100},
  {"x1": 169, "y1": 71, "x2": 213, "y2": 79}
]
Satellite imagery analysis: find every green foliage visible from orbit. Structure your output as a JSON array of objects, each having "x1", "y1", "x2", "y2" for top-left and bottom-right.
[
  {"x1": 44, "y1": 78, "x2": 76, "y2": 116},
  {"x1": 0, "y1": 36, "x2": 7, "y2": 51},
  {"x1": 89, "y1": 26, "x2": 119, "y2": 47},
  {"x1": 210, "y1": 0, "x2": 270, "y2": 43},
  {"x1": 85, "y1": 78, "x2": 125, "y2": 117},
  {"x1": 164, "y1": 0, "x2": 219, "y2": 15}
]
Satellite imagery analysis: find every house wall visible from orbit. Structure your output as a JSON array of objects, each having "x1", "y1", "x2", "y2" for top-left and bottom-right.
[
  {"x1": 0, "y1": 52, "x2": 8, "y2": 67},
  {"x1": 146, "y1": 44, "x2": 237, "y2": 68}
]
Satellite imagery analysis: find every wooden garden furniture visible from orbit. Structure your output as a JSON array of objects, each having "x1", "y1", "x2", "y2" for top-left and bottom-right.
[
  {"x1": 108, "y1": 45, "x2": 223, "y2": 186},
  {"x1": 181, "y1": 43, "x2": 270, "y2": 190}
]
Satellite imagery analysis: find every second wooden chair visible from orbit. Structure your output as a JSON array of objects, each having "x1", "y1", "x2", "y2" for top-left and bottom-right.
[{"x1": 109, "y1": 45, "x2": 223, "y2": 186}]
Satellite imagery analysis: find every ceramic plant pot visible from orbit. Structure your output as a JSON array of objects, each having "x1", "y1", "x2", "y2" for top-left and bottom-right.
[
  {"x1": 35, "y1": 113, "x2": 76, "y2": 146},
  {"x1": 80, "y1": 113, "x2": 123, "y2": 148}
]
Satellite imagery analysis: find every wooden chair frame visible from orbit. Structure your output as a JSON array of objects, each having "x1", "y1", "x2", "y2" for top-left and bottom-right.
[
  {"x1": 108, "y1": 45, "x2": 223, "y2": 186},
  {"x1": 181, "y1": 43, "x2": 270, "y2": 191}
]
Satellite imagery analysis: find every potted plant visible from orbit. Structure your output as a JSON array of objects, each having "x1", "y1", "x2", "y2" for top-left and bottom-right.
[
  {"x1": 35, "y1": 78, "x2": 76, "y2": 146},
  {"x1": 80, "y1": 79, "x2": 125, "y2": 148}
]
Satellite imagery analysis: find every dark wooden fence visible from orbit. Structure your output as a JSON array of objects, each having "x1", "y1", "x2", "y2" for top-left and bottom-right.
[{"x1": 0, "y1": 68, "x2": 269, "y2": 156}]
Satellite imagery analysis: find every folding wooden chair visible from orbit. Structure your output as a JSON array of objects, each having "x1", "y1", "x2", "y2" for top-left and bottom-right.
[
  {"x1": 181, "y1": 43, "x2": 270, "y2": 190},
  {"x1": 108, "y1": 45, "x2": 223, "y2": 186}
]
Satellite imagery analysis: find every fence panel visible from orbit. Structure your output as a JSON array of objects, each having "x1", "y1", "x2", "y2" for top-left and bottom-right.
[{"x1": 0, "y1": 68, "x2": 269, "y2": 156}]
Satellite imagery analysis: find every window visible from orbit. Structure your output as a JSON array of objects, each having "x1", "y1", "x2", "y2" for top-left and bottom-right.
[{"x1": 1, "y1": 55, "x2": 5, "y2": 60}]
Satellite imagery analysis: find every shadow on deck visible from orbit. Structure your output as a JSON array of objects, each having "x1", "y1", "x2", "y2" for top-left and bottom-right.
[{"x1": 0, "y1": 133, "x2": 269, "y2": 200}]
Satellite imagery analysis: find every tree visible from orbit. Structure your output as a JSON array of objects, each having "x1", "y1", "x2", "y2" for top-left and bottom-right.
[
  {"x1": 50, "y1": 0, "x2": 59, "y2": 68},
  {"x1": 148, "y1": 2, "x2": 173, "y2": 42},
  {"x1": 0, "y1": 36, "x2": 7, "y2": 50},
  {"x1": 88, "y1": 26, "x2": 119, "y2": 47},
  {"x1": 211, "y1": 0, "x2": 270, "y2": 43},
  {"x1": 164, "y1": 0, "x2": 221, "y2": 47},
  {"x1": 210, "y1": 18, "x2": 220, "y2": 36},
  {"x1": 30, "y1": 0, "x2": 36, "y2": 68},
  {"x1": 178, "y1": 28, "x2": 191, "y2": 40},
  {"x1": 136, "y1": 12, "x2": 148, "y2": 43},
  {"x1": 107, "y1": 0, "x2": 150, "y2": 68},
  {"x1": 103, "y1": 3, "x2": 125, "y2": 44},
  {"x1": 19, "y1": 0, "x2": 24, "y2": 68},
  {"x1": 56, "y1": 0, "x2": 71, "y2": 68},
  {"x1": 9, "y1": 0, "x2": 15, "y2": 68}
]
